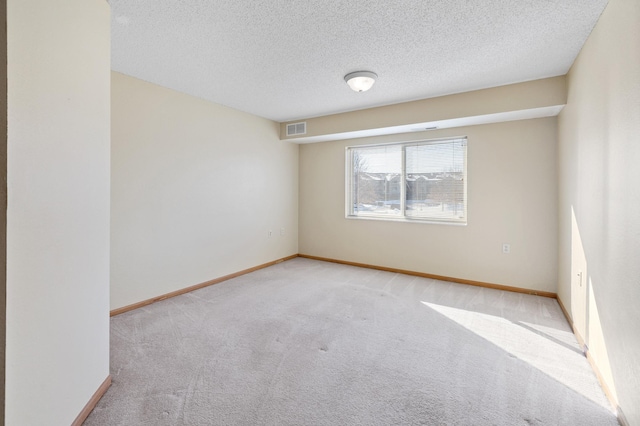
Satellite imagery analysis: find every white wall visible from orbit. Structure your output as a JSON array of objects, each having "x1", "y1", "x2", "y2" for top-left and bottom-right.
[
  {"x1": 300, "y1": 118, "x2": 558, "y2": 293},
  {"x1": 6, "y1": 0, "x2": 111, "y2": 424},
  {"x1": 111, "y1": 72, "x2": 298, "y2": 310},
  {"x1": 557, "y1": 0, "x2": 640, "y2": 422}
]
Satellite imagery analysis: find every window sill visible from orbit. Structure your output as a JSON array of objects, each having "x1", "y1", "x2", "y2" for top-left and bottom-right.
[{"x1": 345, "y1": 214, "x2": 467, "y2": 226}]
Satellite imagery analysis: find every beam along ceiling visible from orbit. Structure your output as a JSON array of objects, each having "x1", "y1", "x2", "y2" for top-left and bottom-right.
[{"x1": 110, "y1": 0, "x2": 608, "y2": 123}]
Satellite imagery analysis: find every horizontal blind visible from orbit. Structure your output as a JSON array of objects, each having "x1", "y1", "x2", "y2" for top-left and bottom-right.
[
  {"x1": 347, "y1": 138, "x2": 467, "y2": 223},
  {"x1": 405, "y1": 139, "x2": 466, "y2": 221}
]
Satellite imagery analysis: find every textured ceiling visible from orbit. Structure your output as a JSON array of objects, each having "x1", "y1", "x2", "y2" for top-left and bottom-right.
[{"x1": 110, "y1": 0, "x2": 608, "y2": 122}]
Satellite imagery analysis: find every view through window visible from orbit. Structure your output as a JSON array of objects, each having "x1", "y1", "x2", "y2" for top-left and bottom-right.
[{"x1": 346, "y1": 138, "x2": 467, "y2": 224}]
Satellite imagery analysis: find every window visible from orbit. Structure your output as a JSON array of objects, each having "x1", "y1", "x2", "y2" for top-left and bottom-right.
[{"x1": 346, "y1": 137, "x2": 467, "y2": 224}]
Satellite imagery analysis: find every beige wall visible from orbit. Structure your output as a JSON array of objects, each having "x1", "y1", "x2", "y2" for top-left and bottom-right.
[
  {"x1": 111, "y1": 72, "x2": 299, "y2": 310},
  {"x1": 557, "y1": 0, "x2": 640, "y2": 422},
  {"x1": 282, "y1": 76, "x2": 566, "y2": 141},
  {"x1": 300, "y1": 118, "x2": 558, "y2": 293},
  {"x1": 6, "y1": 0, "x2": 111, "y2": 424}
]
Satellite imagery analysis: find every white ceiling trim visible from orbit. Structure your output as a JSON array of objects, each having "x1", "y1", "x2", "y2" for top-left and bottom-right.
[{"x1": 286, "y1": 106, "x2": 565, "y2": 144}]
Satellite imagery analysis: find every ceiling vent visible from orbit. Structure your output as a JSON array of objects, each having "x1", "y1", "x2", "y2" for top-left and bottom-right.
[{"x1": 286, "y1": 122, "x2": 306, "y2": 136}]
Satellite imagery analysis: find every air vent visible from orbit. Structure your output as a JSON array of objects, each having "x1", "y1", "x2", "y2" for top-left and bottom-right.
[{"x1": 286, "y1": 122, "x2": 306, "y2": 136}]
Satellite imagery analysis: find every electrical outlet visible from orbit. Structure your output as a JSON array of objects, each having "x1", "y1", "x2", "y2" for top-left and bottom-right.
[
  {"x1": 502, "y1": 243, "x2": 511, "y2": 254},
  {"x1": 280, "y1": 227, "x2": 285, "y2": 236},
  {"x1": 268, "y1": 230, "x2": 273, "y2": 238}
]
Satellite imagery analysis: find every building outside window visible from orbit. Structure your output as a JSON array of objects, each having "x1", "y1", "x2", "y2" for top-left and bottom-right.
[{"x1": 346, "y1": 137, "x2": 467, "y2": 224}]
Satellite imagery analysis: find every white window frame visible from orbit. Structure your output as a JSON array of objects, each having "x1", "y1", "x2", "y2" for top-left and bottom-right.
[{"x1": 345, "y1": 137, "x2": 468, "y2": 225}]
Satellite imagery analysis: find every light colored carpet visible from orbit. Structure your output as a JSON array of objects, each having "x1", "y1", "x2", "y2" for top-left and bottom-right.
[{"x1": 86, "y1": 258, "x2": 618, "y2": 425}]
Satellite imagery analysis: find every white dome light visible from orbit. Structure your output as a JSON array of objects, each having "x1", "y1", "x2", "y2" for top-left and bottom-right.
[{"x1": 344, "y1": 71, "x2": 377, "y2": 92}]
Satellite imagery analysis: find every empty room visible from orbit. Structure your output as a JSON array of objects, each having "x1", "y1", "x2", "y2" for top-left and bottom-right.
[{"x1": 3, "y1": 0, "x2": 639, "y2": 425}]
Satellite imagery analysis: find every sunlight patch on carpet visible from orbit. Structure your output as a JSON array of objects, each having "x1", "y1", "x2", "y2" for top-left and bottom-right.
[{"x1": 421, "y1": 301, "x2": 613, "y2": 411}]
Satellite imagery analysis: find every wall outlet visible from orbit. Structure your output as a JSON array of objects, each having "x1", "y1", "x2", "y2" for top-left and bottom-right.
[
  {"x1": 280, "y1": 227, "x2": 285, "y2": 236},
  {"x1": 502, "y1": 243, "x2": 511, "y2": 254},
  {"x1": 268, "y1": 230, "x2": 273, "y2": 238}
]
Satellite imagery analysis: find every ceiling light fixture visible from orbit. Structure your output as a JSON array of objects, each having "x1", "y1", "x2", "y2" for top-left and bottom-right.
[{"x1": 344, "y1": 71, "x2": 377, "y2": 92}]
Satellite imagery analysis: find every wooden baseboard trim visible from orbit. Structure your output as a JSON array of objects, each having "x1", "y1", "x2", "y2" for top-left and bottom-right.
[
  {"x1": 110, "y1": 254, "x2": 298, "y2": 316},
  {"x1": 71, "y1": 375, "x2": 111, "y2": 426},
  {"x1": 108, "y1": 254, "x2": 628, "y2": 423},
  {"x1": 556, "y1": 296, "x2": 572, "y2": 326},
  {"x1": 556, "y1": 297, "x2": 622, "y2": 422},
  {"x1": 616, "y1": 406, "x2": 629, "y2": 426},
  {"x1": 583, "y1": 349, "x2": 619, "y2": 416},
  {"x1": 108, "y1": 254, "x2": 627, "y2": 423},
  {"x1": 298, "y1": 254, "x2": 557, "y2": 298}
]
